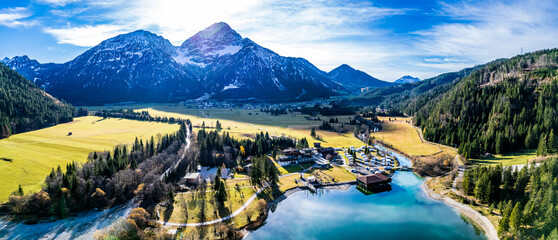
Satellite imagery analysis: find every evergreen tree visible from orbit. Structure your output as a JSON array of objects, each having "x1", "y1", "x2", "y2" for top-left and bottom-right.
[
  {"x1": 495, "y1": 133, "x2": 504, "y2": 155},
  {"x1": 510, "y1": 202, "x2": 523, "y2": 232},
  {"x1": 538, "y1": 133, "x2": 548, "y2": 156},
  {"x1": 475, "y1": 173, "x2": 491, "y2": 203},
  {"x1": 216, "y1": 120, "x2": 222, "y2": 131},
  {"x1": 525, "y1": 127, "x2": 537, "y2": 149},
  {"x1": 168, "y1": 188, "x2": 175, "y2": 204},
  {"x1": 549, "y1": 129, "x2": 558, "y2": 154},
  {"x1": 462, "y1": 171, "x2": 474, "y2": 195},
  {"x1": 310, "y1": 127, "x2": 316, "y2": 138}
]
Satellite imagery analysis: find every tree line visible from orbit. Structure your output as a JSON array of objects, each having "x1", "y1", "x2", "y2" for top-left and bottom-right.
[
  {"x1": 196, "y1": 129, "x2": 297, "y2": 167},
  {"x1": 95, "y1": 109, "x2": 185, "y2": 124}
]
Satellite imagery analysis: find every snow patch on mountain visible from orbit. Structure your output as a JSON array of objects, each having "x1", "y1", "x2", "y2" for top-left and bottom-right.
[
  {"x1": 173, "y1": 50, "x2": 207, "y2": 67},
  {"x1": 222, "y1": 83, "x2": 240, "y2": 91},
  {"x1": 214, "y1": 45, "x2": 242, "y2": 56}
]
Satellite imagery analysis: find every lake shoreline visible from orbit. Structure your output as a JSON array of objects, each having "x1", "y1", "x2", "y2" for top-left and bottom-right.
[
  {"x1": 420, "y1": 178, "x2": 498, "y2": 240},
  {"x1": 240, "y1": 182, "x2": 356, "y2": 238}
]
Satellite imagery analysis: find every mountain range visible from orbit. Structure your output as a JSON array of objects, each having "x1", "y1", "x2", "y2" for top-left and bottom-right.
[{"x1": 2, "y1": 22, "x2": 396, "y2": 105}]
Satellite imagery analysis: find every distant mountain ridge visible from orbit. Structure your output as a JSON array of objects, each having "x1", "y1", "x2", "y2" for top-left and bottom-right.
[
  {"x1": 394, "y1": 75, "x2": 420, "y2": 84},
  {"x1": 327, "y1": 64, "x2": 394, "y2": 94},
  {"x1": 2, "y1": 22, "x2": 387, "y2": 105}
]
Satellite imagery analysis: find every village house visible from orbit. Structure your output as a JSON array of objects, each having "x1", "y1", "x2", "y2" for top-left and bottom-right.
[
  {"x1": 283, "y1": 148, "x2": 301, "y2": 156},
  {"x1": 184, "y1": 172, "x2": 201, "y2": 184}
]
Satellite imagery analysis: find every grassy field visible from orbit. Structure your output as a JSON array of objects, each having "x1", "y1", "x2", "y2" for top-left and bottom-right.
[
  {"x1": 0, "y1": 116, "x2": 179, "y2": 202},
  {"x1": 372, "y1": 117, "x2": 441, "y2": 156},
  {"x1": 308, "y1": 166, "x2": 355, "y2": 182},
  {"x1": 469, "y1": 149, "x2": 536, "y2": 166},
  {"x1": 87, "y1": 104, "x2": 365, "y2": 148},
  {"x1": 157, "y1": 179, "x2": 256, "y2": 225}
]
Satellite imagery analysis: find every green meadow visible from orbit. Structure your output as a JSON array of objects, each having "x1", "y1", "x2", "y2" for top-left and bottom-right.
[{"x1": 0, "y1": 116, "x2": 179, "y2": 202}]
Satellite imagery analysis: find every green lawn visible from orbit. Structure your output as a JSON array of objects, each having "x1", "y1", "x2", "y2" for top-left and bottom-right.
[
  {"x1": 307, "y1": 166, "x2": 355, "y2": 182},
  {"x1": 0, "y1": 116, "x2": 179, "y2": 202},
  {"x1": 469, "y1": 149, "x2": 537, "y2": 166},
  {"x1": 283, "y1": 164, "x2": 304, "y2": 173}
]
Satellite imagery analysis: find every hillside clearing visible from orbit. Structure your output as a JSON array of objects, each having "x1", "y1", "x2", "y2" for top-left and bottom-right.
[{"x1": 469, "y1": 149, "x2": 537, "y2": 166}]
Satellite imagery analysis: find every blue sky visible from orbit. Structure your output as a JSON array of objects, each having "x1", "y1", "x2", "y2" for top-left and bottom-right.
[{"x1": 1, "y1": 0, "x2": 557, "y2": 81}]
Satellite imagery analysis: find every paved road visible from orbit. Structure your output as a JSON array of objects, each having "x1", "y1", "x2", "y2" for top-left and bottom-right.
[{"x1": 160, "y1": 126, "x2": 191, "y2": 180}]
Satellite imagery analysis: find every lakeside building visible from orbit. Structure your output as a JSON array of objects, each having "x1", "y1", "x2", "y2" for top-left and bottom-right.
[{"x1": 356, "y1": 173, "x2": 391, "y2": 191}]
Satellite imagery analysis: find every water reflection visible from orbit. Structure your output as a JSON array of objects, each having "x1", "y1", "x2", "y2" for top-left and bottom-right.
[{"x1": 245, "y1": 172, "x2": 486, "y2": 240}]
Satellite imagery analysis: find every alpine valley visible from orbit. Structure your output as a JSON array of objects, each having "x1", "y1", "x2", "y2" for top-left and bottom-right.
[{"x1": 2, "y1": 1, "x2": 558, "y2": 239}]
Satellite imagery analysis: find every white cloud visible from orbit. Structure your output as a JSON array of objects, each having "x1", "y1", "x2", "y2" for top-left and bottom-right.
[
  {"x1": 44, "y1": 24, "x2": 128, "y2": 46},
  {"x1": 415, "y1": 0, "x2": 558, "y2": 67},
  {"x1": 30, "y1": 0, "x2": 558, "y2": 80},
  {"x1": 108, "y1": 0, "x2": 408, "y2": 79},
  {"x1": 49, "y1": 7, "x2": 88, "y2": 17},
  {"x1": 36, "y1": 0, "x2": 82, "y2": 7},
  {"x1": 41, "y1": 0, "x2": 410, "y2": 79},
  {"x1": 0, "y1": 7, "x2": 37, "y2": 28}
]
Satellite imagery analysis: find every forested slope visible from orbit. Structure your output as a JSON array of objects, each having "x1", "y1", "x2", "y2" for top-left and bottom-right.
[
  {"x1": 350, "y1": 64, "x2": 484, "y2": 115},
  {"x1": 415, "y1": 49, "x2": 558, "y2": 158},
  {"x1": 461, "y1": 158, "x2": 558, "y2": 239},
  {"x1": 0, "y1": 63, "x2": 74, "y2": 138}
]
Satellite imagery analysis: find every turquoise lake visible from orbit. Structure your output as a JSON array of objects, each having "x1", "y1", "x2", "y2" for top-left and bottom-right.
[{"x1": 245, "y1": 172, "x2": 486, "y2": 240}]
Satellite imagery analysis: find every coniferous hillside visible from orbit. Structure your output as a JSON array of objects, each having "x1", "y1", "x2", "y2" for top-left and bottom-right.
[
  {"x1": 461, "y1": 158, "x2": 558, "y2": 239},
  {"x1": 0, "y1": 63, "x2": 74, "y2": 138},
  {"x1": 349, "y1": 64, "x2": 484, "y2": 114},
  {"x1": 415, "y1": 49, "x2": 558, "y2": 158}
]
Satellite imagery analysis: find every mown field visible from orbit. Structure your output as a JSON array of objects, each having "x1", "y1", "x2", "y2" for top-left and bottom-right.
[
  {"x1": 0, "y1": 116, "x2": 179, "y2": 202},
  {"x1": 371, "y1": 117, "x2": 441, "y2": 156},
  {"x1": 89, "y1": 104, "x2": 365, "y2": 148}
]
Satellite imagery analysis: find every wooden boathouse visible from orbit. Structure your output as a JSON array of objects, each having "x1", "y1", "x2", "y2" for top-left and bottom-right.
[{"x1": 356, "y1": 173, "x2": 391, "y2": 191}]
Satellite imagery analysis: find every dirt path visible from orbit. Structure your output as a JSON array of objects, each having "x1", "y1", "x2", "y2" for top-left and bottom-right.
[
  {"x1": 409, "y1": 120, "x2": 444, "y2": 154},
  {"x1": 421, "y1": 179, "x2": 498, "y2": 240}
]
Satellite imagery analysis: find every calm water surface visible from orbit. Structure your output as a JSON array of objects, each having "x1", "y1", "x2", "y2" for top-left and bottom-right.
[{"x1": 245, "y1": 172, "x2": 485, "y2": 240}]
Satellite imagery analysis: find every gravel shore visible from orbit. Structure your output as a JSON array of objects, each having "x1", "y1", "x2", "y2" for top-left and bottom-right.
[{"x1": 420, "y1": 179, "x2": 499, "y2": 240}]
